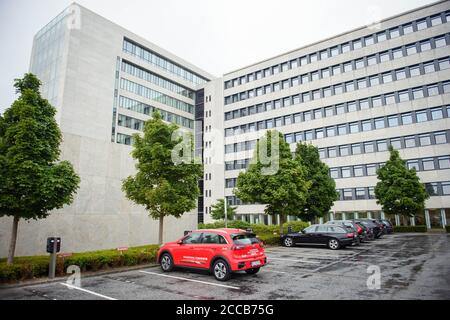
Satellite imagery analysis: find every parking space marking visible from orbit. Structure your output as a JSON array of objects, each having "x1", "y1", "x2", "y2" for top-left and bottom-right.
[
  {"x1": 138, "y1": 270, "x2": 241, "y2": 290},
  {"x1": 267, "y1": 256, "x2": 321, "y2": 264},
  {"x1": 59, "y1": 283, "x2": 117, "y2": 300},
  {"x1": 263, "y1": 269, "x2": 288, "y2": 274}
]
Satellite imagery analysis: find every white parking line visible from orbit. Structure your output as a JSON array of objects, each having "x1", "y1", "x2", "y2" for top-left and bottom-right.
[
  {"x1": 267, "y1": 256, "x2": 321, "y2": 264},
  {"x1": 139, "y1": 270, "x2": 240, "y2": 290},
  {"x1": 264, "y1": 269, "x2": 287, "y2": 274},
  {"x1": 59, "y1": 283, "x2": 117, "y2": 300}
]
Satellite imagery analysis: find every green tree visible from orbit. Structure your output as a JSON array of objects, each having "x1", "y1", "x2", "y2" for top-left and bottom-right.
[
  {"x1": 122, "y1": 112, "x2": 202, "y2": 244},
  {"x1": 375, "y1": 145, "x2": 429, "y2": 218},
  {"x1": 294, "y1": 143, "x2": 339, "y2": 222},
  {"x1": 210, "y1": 199, "x2": 236, "y2": 221},
  {"x1": 234, "y1": 130, "x2": 310, "y2": 235},
  {"x1": 0, "y1": 73, "x2": 80, "y2": 265}
]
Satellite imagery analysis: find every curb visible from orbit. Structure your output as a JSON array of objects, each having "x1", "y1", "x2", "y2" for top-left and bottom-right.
[{"x1": 0, "y1": 263, "x2": 159, "y2": 290}]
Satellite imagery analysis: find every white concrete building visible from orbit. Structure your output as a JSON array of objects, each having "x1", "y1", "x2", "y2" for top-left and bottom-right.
[{"x1": 1, "y1": 1, "x2": 449, "y2": 257}]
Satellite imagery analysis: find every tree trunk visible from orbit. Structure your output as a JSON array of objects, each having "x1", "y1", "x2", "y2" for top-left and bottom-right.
[
  {"x1": 158, "y1": 214, "x2": 164, "y2": 245},
  {"x1": 279, "y1": 213, "x2": 285, "y2": 235},
  {"x1": 7, "y1": 216, "x2": 19, "y2": 265}
]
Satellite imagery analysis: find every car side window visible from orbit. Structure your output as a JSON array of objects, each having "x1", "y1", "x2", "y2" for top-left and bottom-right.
[
  {"x1": 316, "y1": 225, "x2": 328, "y2": 232},
  {"x1": 183, "y1": 232, "x2": 202, "y2": 244},
  {"x1": 303, "y1": 226, "x2": 317, "y2": 233},
  {"x1": 201, "y1": 232, "x2": 224, "y2": 244},
  {"x1": 327, "y1": 226, "x2": 335, "y2": 232}
]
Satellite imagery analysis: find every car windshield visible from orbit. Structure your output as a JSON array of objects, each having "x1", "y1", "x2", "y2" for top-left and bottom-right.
[{"x1": 232, "y1": 233, "x2": 260, "y2": 245}]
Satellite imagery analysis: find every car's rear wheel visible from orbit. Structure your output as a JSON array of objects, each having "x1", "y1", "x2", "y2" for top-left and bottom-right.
[
  {"x1": 160, "y1": 253, "x2": 174, "y2": 272},
  {"x1": 213, "y1": 259, "x2": 231, "y2": 281},
  {"x1": 283, "y1": 237, "x2": 294, "y2": 247},
  {"x1": 245, "y1": 268, "x2": 260, "y2": 275},
  {"x1": 328, "y1": 238, "x2": 340, "y2": 250}
]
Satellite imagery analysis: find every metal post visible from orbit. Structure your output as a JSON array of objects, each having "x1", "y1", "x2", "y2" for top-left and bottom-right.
[
  {"x1": 224, "y1": 198, "x2": 228, "y2": 228},
  {"x1": 49, "y1": 237, "x2": 57, "y2": 279}
]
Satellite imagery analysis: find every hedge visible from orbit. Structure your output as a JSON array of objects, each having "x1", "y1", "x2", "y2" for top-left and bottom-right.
[
  {"x1": 198, "y1": 220, "x2": 310, "y2": 245},
  {"x1": 393, "y1": 225, "x2": 427, "y2": 233},
  {"x1": 0, "y1": 244, "x2": 159, "y2": 283},
  {"x1": 446, "y1": 225, "x2": 450, "y2": 233}
]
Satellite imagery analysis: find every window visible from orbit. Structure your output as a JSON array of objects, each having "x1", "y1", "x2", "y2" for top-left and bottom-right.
[
  {"x1": 355, "y1": 59, "x2": 364, "y2": 69},
  {"x1": 390, "y1": 28, "x2": 400, "y2": 38},
  {"x1": 424, "y1": 62, "x2": 435, "y2": 74},
  {"x1": 305, "y1": 130, "x2": 313, "y2": 140},
  {"x1": 380, "y1": 51, "x2": 390, "y2": 62},
  {"x1": 292, "y1": 78, "x2": 299, "y2": 87},
  {"x1": 272, "y1": 65, "x2": 280, "y2": 74},
  {"x1": 442, "y1": 183, "x2": 450, "y2": 195},
  {"x1": 370, "y1": 76, "x2": 380, "y2": 86},
  {"x1": 294, "y1": 113, "x2": 302, "y2": 123},
  {"x1": 336, "y1": 104, "x2": 345, "y2": 115},
  {"x1": 341, "y1": 167, "x2": 351, "y2": 178},
  {"x1": 284, "y1": 115, "x2": 292, "y2": 125},
  {"x1": 348, "y1": 102, "x2": 358, "y2": 112},
  {"x1": 385, "y1": 93, "x2": 396, "y2": 105},
  {"x1": 266, "y1": 119, "x2": 273, "y2": 129},
  {"x1": 183, "y1": 232, "x2": 202, "y2": 244},
  {"x1": 416, "y1": 19, "x2": 427, "y2": 30},
  {"x1": 314, "y1": 109, "x2": 323, "y2": 119},
  {"x1": 301, "y1": 74, "x2": 309, "y2": 84},
  {"x1": 295, "y1": 132, "x2": 304, "y2": 142},
  {"x1": 367, "y1": 164, "x2": 377, "y2": 176},
  {"x1": 346, "y1": 82, "x2": 355, "y2": 92},
  {"x1": 438, "y1": 156, "x2": 450, "y2": 169},
  {"x1": 426, "y1": 183, "x2": 439, "y2": 196},
  {"x1": 344, "y1": 62, "x2": 353, "y2": 72},
  {"x1": 390, "y1": 138, "x2": 402, "y2": 149},
  {"x1": 420, "y1": 40, "x2": 432, "y2": 52},
  {"x1": 393, "y1": 48, "x2": 403, "y2": 59},
  {"x1": 293, "y1": 95, "x2": 300, "y2": 104},
  {"x1": 303, "y1": 92, "x2": 310, "y2": 102},
  {"x1": 396, "y1": 69, "x2": 407, "y2": 80},
  {"x1": 343, "y1": 189, "x2": 353, "y2": 200},
  {"x1": 368, "y1": 187, "x2": 376, "y2": 199},
  {"x1": 402, "y1": 113, "x2": 413, "y2": 125},
  {"x1": 313, "y1": 90, "x2": 320, "y2": 100},
  {"x1": 322, "y1": 68, "x2": 330, "y2": 78},
  {"x1": 328, "y1": 147, "x2": 337, "y2": 158},
  {"x1": 286, "y1": 134, "x2": 294, "y2": 144},
  {"x1": 431, "y1": 15, "x2": 443, "y2": 26},
  {"x1": 326, "y1": 126, "x2": 336, "y2": 137},
  {"x1": 377, "y1": 32, "x2": 387, "y2": 42},
  {"x1": 362, "y1": 120, "x2": 372, "y2": 131},
  {"x1": 375, "y1": 117, "x2": 385, "y2": 129},
  {"x1": 435, "y1": 36, "x2": 447, "y2": 48},
  {"x1": 310, "y1": 53, "x2": 317, "y2": 62},
  {"x1": 410, "y1": 65, "x2": 421, "y2": 77},
  {"x1": 304, "y1": 111, "x2": 312, "y2": 121},
  {"x1": 434, "y1": 131, "x2": 447, "y2": 144},
  {"x1": 416, "y1": 110, "x2": 428, "y2": 122},
  {"x1": 413, "y1": 88, "x2": 424, "y2": 99},
  {"x1": 320, "y1": 50, "x2": 328, "y2": 60},
  {"x1": 352, "y1": 143, "x2": 361, "y2": 155},
  {"x1": 354, "y1": 166, "x2": 364, "y2": 177},
  {"x1": 316, "y1": 129, "x2": 324, "y2": 139},
  {"x1": 338, "y1": 124, "x2": 347, "y2": 135},
  {"x1": 367, "y1": 55, "x2": 377, "y2": 66},
  {"x1": 342, "y1": 43, "x2": 350, "y2": 53},
  {"x1": 325, "y1": 107, "x2": 334, "y2": 117},
  {"x1": 406, "y1": 45, "x2": 417, "y2": 55},
  {"x1": 403, "y1": 23, "x2": 413, "y2": 34},
  {"x1": 358, "y1": 79, "x2": 367, "y2": 89},
  {"x1": 422, "y1": 158, "x2": 435, "y2": 171},
  {"x1": 332, "y1": 65, "x2": 341, "y2": 75},
  {"x1": 382, "y1": 72, "x2": 393, "y2": 83},
  {"x1": 365, "y1": 36, "x2": 374, "y2": 46},
  {"x1": 353, "y1": 39, "x2": 362, "y2": 49},
  {"x1": 398, "y1": 90, "x2": 409, "y2": 102},
  {"x1": 331, "y1": 46, "x2": 339, "y2": 57},
  {"x1": 323, "y1": 87, "x2": 332, "y2": 97},
  {"x1": 319, "y1": 148, "x2": 326, "y2": 159},
  {"x1": 330, "y1": 169, "x2": 339, "y2": 179},
  {"x1": 300, "y1": 56, "x2": 307, "y2": 66},
  {"x1": 443, "y1": 81, "x2": 450, "y2": 93},
  {"x1": 377, "y1": 140, "x2": 388, "y2": 152},
  {"x1": 334, "y1": 84, "x2": 343, "y2": 95},
  {"x1": 356, "y1": 188, "x2": 366, "y2": 200},
  {"x1": 404, "y1": 136, "x2": 416, "y2": 148},
  {"x1": 349, "y1": 122, "x2": 359, "y2": 133},
  {"x1": 388, "y1": 115, "x2": 399, "y2": 127},
  {"x1": 364, "y1": 142, "x2": 374, "y2": 153},
  {"x1": 419, "y1": 134, "x2": 431, "y2": 146},
  {"x1": 427, "y1": 85, "x2": 439, "y2": 96},
  {"x1": 340, "y1": 145, "x2": 350, "y2": 157},
  {"x1": 273, "y1": 117, "x2": 281, "y2": 128},
  {"x1": 407, "y1": 160, "x2": 420, "y2": 171}
]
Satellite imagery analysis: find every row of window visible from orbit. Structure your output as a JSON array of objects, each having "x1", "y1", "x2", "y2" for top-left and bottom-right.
[
  {"x1": 224, "y1": 156, "x2": 450, "y2": 187},
  {"x1": 117, "y1": 133, "x2": 132, "y2": 145},
  {"x1": 224, "y1": 11, "x2": 449, "y2": 89},
  {"x1": 225, "y1": 54, "x2": 450, "y2": 123},
  {"x1": 121, "y1": 60, "x2": 194, "y2": 99},
  {"x1": 226, "y1": 81, "x2": 450, "y2": 137},
  {"x1": 225, "y1": 180, "x2": 450, "y2": 206},
  {"x1": 330, "y1": 156, "x2": 450, "y2": 179},
  {"x1": 225, "y1": 103, "x2": 449, "y2": 154},
  {"x1": 118, "y1": 96, "x2": 194, "y2": 129},
  {"x1": 123, "y1": 39, "x2": 208, "y2": 86},
  {"x1": 120, "y1": 78, "x2": 194, "y2": 114},
  {"x1": 225, "y1": 38, "x2": 449, "y2": 107}
]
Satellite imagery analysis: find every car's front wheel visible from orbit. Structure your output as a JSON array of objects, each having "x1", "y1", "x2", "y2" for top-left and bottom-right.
[
  {"x1": 160, "y1": 253, "x2": 174, "y2": 272},
  {"x1": 213, "y1": 259, "x2": 231, "y2": 281},
  {"x1": 283, "y1": 237, "x2": 294, "y2": 247},
  {"x1": 245, "y1": 268, "x2": 260, "y2": 275},
  {"x1": 328, "y1": 238, "x2": 340, "y2": 250}
]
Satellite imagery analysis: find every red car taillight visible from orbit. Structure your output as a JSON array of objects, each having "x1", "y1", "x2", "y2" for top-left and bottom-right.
[
  {"x1": 231, "y1": 244, "x2": 247, "y2": 251},
  {"x1": 346, "y1": 233, "x2": 354, "y2": 238}
]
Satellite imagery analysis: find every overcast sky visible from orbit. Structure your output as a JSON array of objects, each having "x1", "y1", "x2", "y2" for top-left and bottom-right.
[{"x1": 0, "y1": 0, "x2": 436, "y2": 113}]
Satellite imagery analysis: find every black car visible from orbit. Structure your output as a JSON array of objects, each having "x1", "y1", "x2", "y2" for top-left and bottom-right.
[
  {"x1": 380, "y1": 219, "x2": 394, "y2": 234},
  {"x1": 281, "y1": 224, "x2": 356, "y2": 250},
  {"x1": 356, "y1": 219, "x2": 383, "y2": 238},
  {"x1": 325, "y1": 220, "x2": 364, "y2": 244}
]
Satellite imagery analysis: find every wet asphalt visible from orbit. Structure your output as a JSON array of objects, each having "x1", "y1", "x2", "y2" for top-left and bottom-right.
[{"x1": 1, "y1": 233, "x2": 449, "y2": 300}]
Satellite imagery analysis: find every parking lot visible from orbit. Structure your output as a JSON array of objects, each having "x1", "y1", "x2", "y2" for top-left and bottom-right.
[{"x1": 1, "y1": 233, "x2": 450, "y2": 300}]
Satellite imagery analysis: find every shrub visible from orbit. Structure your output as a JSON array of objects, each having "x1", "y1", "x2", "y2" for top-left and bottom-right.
[
  {"x1": 0, "y1": 244, "x2": 159, "y2": 283},
  {"x1": 393, "y1": 225, "x2": 427, "y2": 233},
  {"x1": 445, "y1": 225, "x2": 450, "y2": 233}
]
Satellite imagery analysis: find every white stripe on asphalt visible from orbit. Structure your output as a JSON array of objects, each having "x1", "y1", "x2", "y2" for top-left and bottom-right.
[
  {"x1": 139, "y1": 270, "x2": 240, "y2": 290},
  {"x1": 267, "y1": 256, "x2": 321, "y2": 264},
  {"x1": 60, "y1": 283, "x2": 117, "y2": 300},
  {"x1": 263, "y1": 269, "x2": 287, "y2": 274}
]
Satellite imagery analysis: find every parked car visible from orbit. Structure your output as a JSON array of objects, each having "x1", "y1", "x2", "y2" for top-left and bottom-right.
[
  {"x1": 355, "y1": 219, "x2": 383, "y2": 238},
  {"x1": 325, "y1": 220, "x2": 365, "y2": 243},
  {"x1": 354, "y1": 221, "x2": 374, "y2": 241},
  {"x1": 380, "y1": 219, "x2": 394, "y2": 234},
  {"x1": 157, "y1": 228, "x2": 267, "y2": 281},
  {"x1": 281, "y1": 224, "x2": 357, "y2": 250}
]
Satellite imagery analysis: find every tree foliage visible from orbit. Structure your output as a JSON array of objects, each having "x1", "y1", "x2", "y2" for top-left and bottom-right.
[
  {"x1": 0, "y1": 73, "x2": 80, "y2": 264},
  {"x1": 122, "y1": 112, "x2": 202, "y2": 244},
  {"x1": 374, "y1": 146, "x2": 429, "y2": 217},
  {"x1": 234, "y1": 130, "x2": 310, "y2": 234},
  {"x1": 210, "y1": 199, "x2": 236, "y2": 220},
  {"x1": 294, "y1": 143, "x2": 339, "y2": 221}
]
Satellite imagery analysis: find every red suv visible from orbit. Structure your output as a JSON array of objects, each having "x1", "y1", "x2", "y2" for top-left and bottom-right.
[{"x1": 157, "y1": 228, "x2": 267, "y2": 281}]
